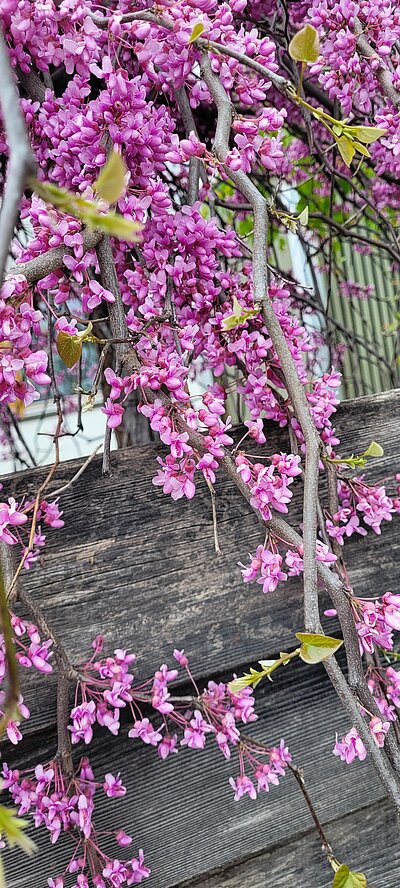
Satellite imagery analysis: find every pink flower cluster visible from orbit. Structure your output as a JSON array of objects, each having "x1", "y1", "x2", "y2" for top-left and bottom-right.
[
  {"x1": 3, "y1": 757, "x2": 149, "y2": 888},
  {"x1": 239, "y1": 539, "x2": 336, "y2": 594},
  {"x1": 352, "y1": 593, "x2": 400, "y2": 654},
  {"x1": 333, "y1": 716, "x2": 391, "y2": 765},
  {"x1": 66, "y1": 640, "x2": 290, "y2": 805},
  {"x1": 0, "y1": 275, "x2": 50, "y2": 410}
]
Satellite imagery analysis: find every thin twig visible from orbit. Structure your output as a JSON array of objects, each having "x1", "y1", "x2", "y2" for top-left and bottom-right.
[
  {"x1": 175, "y1": 86, "x2": 206, "y2": 205},
  {"x1": 48, "y1": 444, "x2": 102, "y2": 498},
  {"x1": 7, "y1": 407, "x2": 63, "y2": 603},
  {"x1": 17, "y1": 587, "x2": 78, "y2": 680},
  {"x1": 96, "y1": 235, "x2": 130, "y2": 473},
  {"x1": 55, "y1": 663, "x2": 74, "y2": 780}
]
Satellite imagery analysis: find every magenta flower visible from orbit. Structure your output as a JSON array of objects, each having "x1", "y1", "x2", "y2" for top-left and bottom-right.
[
  {"x1": 181, "y1": 711, "x2": 214, "y2": 750},
  {"x1": 229, "y1": 774, "x2": 257, "y2": 801},
  {"x1": 103, "y1": 773, "x2": 127, "y2": 798},
  {"x1": 369, "y1": 717, "x2": 390, "y2": 748},
  {"x1": 128, "y1": 718, "x2": 162, "y2": 746},
  {"x1": 157, "y1": 734, "x2": 178, "y2": 760},
  {"x1": 254, "y1": 763, "x2": 280, "y2": 792},
  {"x1": 333, "y1": 728, "x2": 367, "y2": 764},
  {"x1": 69, "y1": 701, "x2": 97, "y2": 744},
  {"x1": 102, "y1": 398, "x2": 125, "y2": 429}
]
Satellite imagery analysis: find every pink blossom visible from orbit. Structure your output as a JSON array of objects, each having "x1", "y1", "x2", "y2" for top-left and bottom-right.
[
  {"x1": 69, "y1": 701, "x2": 97, "y2": 744},
  {"x1": 229, "y1": 774, "x2": 257, "y2": 801},
  {"x1": 369, "y1": 716, "x2": 390, "y2": 748},
  {"x1": 103, "y1": 773, "x2": 127, "y2": 798},
  {"x1": 128, "y1": 718, "x2": 162, "y2": 746},
  {"x1": 181, "y1": 711, "x2": 214, "y2": 750},
  {"x1": 333, "y1": 728, "x2": 367, "y2": 764},
  {"x1": 102, "y1": 399, "x2": 125, "y2": 429}
]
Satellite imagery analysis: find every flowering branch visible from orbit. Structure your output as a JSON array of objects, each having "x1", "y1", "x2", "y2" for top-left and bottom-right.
[
  {"x1": 8, "y1": 228, "x2": 102, "y2": 285},
  {"x1": 200, "y1": 53, "x2": 321, "y2": 631},
  {"x1": 355, "y1": 17, "x2": 400, "y2": 111},
  {"x1": 0, "y1": 28, "x2": 36, "y2": 286}
]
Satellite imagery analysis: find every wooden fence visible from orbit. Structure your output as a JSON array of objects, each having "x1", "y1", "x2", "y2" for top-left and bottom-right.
[{"x1": 2, "y1": 389, "x2": 400, "y2": 888}]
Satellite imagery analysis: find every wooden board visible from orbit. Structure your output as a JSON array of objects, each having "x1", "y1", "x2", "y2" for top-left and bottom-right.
[{"x1": 2, "y1": 389, "x2": 400, "y2": 887}]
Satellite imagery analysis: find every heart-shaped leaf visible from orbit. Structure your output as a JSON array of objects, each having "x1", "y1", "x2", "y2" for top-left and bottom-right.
[
  {"x1": 343, "y1": 125, "x2": 386, "y2": 145},
  {"x1": 85, "y1": 210, "x2": 142, "y2": 241},
  {"x1": 363, "y1": 441, "x2": 384, "y2": 458},
  {"x1": 296, "y1": 632, "x2": 343, "y2": 664},
  {"x1": 56, "y1": 332, "x2": 82, "y2": 369},
  {"x1": 188, "y1": 22, "x2": 205, "y2": 43},
  {"x1": 288, "y1": 24, "x2": 320, "y2": 63},
  {"x1": 332, "y1": 864, "x2": 367, "y2": 888},
  {"x1": 95, "y1": 151, "x2": 127, "y2": 204},
  {"x1": 335, "y1": 135, "x2": 355, "y2": 167}
]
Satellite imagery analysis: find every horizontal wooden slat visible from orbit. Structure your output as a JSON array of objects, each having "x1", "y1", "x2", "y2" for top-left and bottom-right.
[
  {"x1": 0, "y1": 656, "x2": 389, "y2": 887},
  {"x1": 1, "y1": 389, "x2": 399, "y2": 886},
  {"x1": 4, "y1": 389, "x2": 400, "y2": 738},
  {"x1": 179, "y1": 802, "x2": 399, "y2": 888}
]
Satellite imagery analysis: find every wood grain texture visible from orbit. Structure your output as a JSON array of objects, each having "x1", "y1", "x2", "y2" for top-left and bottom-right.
[{"x1": 1, "y1": 389, "x2": 400, "y2": 887}]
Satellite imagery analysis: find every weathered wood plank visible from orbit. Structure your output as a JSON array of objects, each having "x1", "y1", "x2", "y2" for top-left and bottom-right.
[
  {"x1": 178, "y1": 803, "x2": 399, "y2": 887},
  {"x1": 1, "y1": 656, "x2": 392, "y2": 887},
  {"x1": 1, "y1": 390, "x2": 399, "y2": 886},
  {"x1": 4, "y1": 390, "x2": 400, "y2": 739}
]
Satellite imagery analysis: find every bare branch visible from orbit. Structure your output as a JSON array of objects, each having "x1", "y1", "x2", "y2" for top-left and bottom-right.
[
  {"x1": 96, "y1": 235, "x2": 130, "y2": 473},
  {"x1": 175, "y1": 86, "x2": 204, "y2": 205},
  {"x1": 47, "y1": 443, "x2": 102, "y2": 498},
  {"x1": 205, "y1": 477, "x2": 222, "y2": 556}
]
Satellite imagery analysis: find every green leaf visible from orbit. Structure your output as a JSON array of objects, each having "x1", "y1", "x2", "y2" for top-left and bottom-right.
[
  {"x1": 75, "y1": 321, "x2": 93, "y2": 343},
  {"x1": 228, "y1": 660, "x2": 277, "y2": 693},
  {"x1": 221, "y1": 295, "x2": 259, "y2": 331},
  {"x1": 363, "y1": 441, "x2": 384, "y2": 458},
  {"x1": 288, "y1": 24, "x2": 320, "y2": 63},
  {"x1": 56, "y1": 332, "x2": 82, "y2": 369},
  {"x1": 237, "y1": 215, "x2": 254, "y2": 237},
  {"x1": 188, "y1": 22, "x2": 205, "y2": 43},
  {"x1": 343, "y1": 125, "x2": 386, "y2": 145},
  {"x1": 94, "y1": 151, "x2": 127, "y2": 204},
  {"x1": 0, "y1": 806, "x2": 36, "y2": 857},
  {"x1": 332, "y1": 864, "x2": 367, "y2": 888},
  {"x1": 86, "y1": 210, "x2": 142, "y2": 241},
  {"x1": 32, "y1": 177, "x2": 142, "y2": 243},
  {"x1": 354, "y1": 141, "x2": 370, "y2": 158},
  {"x1": 297, "y1": 206, "x2": 309, "y2": 226},
  {"x1": 335, "y1": 135, "x2": 356, "y2": 167},
  {"x1": 296, "y1": 632, "x2": 343, "y2": 664},
  {"x1": 332, "y1": 124, "x2": 344, "y2": 138}
]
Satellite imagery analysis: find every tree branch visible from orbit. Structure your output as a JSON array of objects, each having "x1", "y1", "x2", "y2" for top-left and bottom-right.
[
  {"x1": 200, "y1": 53, "x2": 320, "y2": 633},
  {"x1": 355, "y1": 18, "x2": 400, "y2": 110},
  {"x1": 8, "y1": 228, "x2": 102, "y2": 284},
  {"x1": 0, "y1": 29, "x2": 37, "y2": 286}
]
